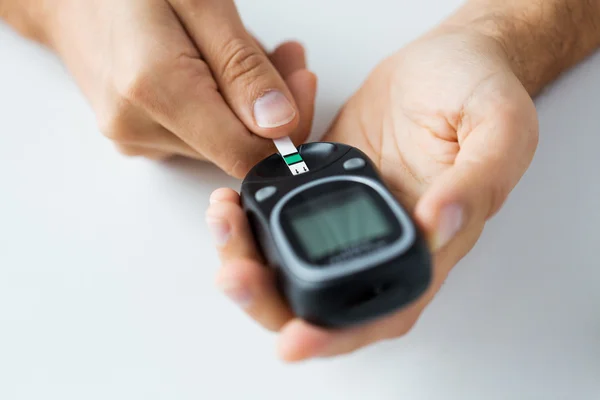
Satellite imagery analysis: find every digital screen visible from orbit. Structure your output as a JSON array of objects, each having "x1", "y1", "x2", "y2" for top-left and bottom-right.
[{"x1": 285, "y1": 186, "x2": 393, "y2": 262}]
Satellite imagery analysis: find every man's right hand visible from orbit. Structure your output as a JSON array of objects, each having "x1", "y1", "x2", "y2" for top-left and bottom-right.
[{"x1": 3, "y1": 0, "x2": 317, "y2": 178}]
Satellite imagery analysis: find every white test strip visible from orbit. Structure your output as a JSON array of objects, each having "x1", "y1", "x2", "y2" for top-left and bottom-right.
[{"x1": 273, "y1": 137, "x2": 309, "y2": 176}]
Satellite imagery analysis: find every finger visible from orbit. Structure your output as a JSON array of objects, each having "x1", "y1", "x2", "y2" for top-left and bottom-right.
[
  {"x1": 207, "y1": 189, "x2": 293, "y2": 330},
  {"x1": 209, "y1": 188, "x2": 241, "y2": 205},
  {"x1": 93, "y1": 3, "x2": 207, "y2": 162},
  {"x1": 171, "y1": 0, "x2": 300, "y2": 137},
  {"x1": 107, "y1": 117, "x2": 207, "y2": 160},
  {"x1": 138, "y1": 54, "x2": 278, "y2": 178},
  {"x1": 117, "y1": 142, "x2": 206, "y2": 161},
  {"x1": 216, "y1": 259, "x2": 294, "y2": 332},
  {"x1": 205, "y1": 191, "x2": 263, "y2": 262},
  {"x1": 284, "y1": 69, "x2": 318, "y2": 145},
  {"x1": 143, "y1": 137, "x2": 207, "y2": 160},
  {"x1": 269, "y1": 41, "x2": 307, "y2": 78},
  {"x1": 158, "y1": 68, "x2": 283, "y2": 177},
  {"x1": 114, "y1": 144, "x2": 172, "y2": 160},
  {"x1": 414, "y1": 98, "x2": 539, "y2": 265}
]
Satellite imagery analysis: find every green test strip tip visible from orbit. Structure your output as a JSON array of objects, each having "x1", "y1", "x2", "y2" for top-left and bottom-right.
[{"x1": 284, "y1": 153, "x2": 303, "y2": 165}]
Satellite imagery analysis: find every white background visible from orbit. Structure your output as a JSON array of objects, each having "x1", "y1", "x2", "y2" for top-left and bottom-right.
[{"x1": 1, "y1": 0, "x2": 599, "y2": 399}]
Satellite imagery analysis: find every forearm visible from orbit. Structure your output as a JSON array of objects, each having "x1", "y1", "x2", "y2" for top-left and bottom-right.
[
  {"x1": 0, "y1": 0, "x2": 51, "y2": 44},
  {"x1": 444, "y1": 0, "x2": 600, "y2": 96}
]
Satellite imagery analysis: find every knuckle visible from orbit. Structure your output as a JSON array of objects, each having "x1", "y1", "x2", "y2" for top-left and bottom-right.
[
  {"x1": 112, "y1": 56, "x2": 213, "y2": 121},
  {"x1": 220, "y1": 38, "x2": 269, "y2": 86},
  {"x1": 96, "y1": 77, "x2": 143, "y2": 143},
  {"x1": 97, "y1": 115, "x2": 118, "y2": 141},
  {"x1": 116, "y1": 72, "x2": 153, "y2": 107},
  {"x1": 97, "y1": 107, "x2": 137, "y2": 143},
  {"x1": 114, "y1": 62, "x2": 163, "y2": 107}
]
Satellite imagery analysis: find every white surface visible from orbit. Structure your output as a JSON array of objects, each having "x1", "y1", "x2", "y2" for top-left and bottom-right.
[{"x1": 1, "y1": 0, "x2": 599, "y2": 399}]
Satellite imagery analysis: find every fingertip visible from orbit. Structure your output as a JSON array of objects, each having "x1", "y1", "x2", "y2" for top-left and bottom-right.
[
  {"x1": 271, "y1": 41, "x2": 307, "y2": 77},
  {"x1": 276, "y1": 40, "x2": 306, "y2": 55},
  {"x1": 209, "y1": 188, "x2": 240, "y2": 205},
  {"x1": 287, "y1": 69, "x2": 317, "y2": 95},
  {"x1": 205, "y1": 200, "x2": 244, "y2": 230}
]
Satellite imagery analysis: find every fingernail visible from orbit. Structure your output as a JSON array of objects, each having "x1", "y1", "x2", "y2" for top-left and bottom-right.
[
  {"x1": 218, "y1": 282, "x2": 252, "y2": 309},
  {"x1": 254, "y1": 91, "x2": 296, "y2": 128},
  {"x1": 206, "y1": 217, "x2": 230, "y2": 247},
  {"x1": 433, "y1": 204, "x2": 464, "y2": 251}
]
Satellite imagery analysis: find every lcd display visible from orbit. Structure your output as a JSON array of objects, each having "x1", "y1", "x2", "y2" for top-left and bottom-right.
[{"x1": 285, "y1": 186, "x2": 393, "y2": 262}]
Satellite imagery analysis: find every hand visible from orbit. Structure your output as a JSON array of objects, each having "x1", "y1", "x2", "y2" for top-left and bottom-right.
[
  {"x1": 205, "y1": 27, "x2": 538, "y2": 361},
  {"x1": 43, "y1": 0, "x2": 316, "y2": 177}
]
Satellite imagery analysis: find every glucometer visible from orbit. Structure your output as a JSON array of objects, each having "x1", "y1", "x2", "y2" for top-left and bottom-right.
[{"x1": 240, "y1": 139, "x2": 432, "y2": 328}]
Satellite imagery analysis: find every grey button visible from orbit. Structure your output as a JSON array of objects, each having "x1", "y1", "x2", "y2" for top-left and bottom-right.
[
  {"x1": 343, "y1": 157, "x2": 366, "y2": 170},
  {"x1": 255, "y1": 186, "x2": 277, "y2": 202}
]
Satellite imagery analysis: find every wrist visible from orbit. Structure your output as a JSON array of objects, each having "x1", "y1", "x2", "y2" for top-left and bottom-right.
[{"x1": 440, "y1": 0, "x2": 600, "y2": 96}]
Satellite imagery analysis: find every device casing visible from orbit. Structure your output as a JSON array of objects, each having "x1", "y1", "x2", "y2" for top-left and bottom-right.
[{"x1": 240, "y1": 142, "x2": 432, "y2": 328}]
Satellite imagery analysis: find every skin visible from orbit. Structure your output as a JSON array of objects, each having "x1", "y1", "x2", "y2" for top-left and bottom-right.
[
  {"x1": 0, "y1": 0, "x2": 317, "y2": 178},
  {"x1": 207, "y1": 27, "x2": 539, "y2": 362},
  {"x1": 3, "y1": 0, "x2": 600, "y2": 363},
  {"x1": 206, "y1": 0, "x2": 600, "y2": 362}
]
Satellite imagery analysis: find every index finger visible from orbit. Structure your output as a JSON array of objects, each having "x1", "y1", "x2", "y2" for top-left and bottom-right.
[
  {"x1": 207, "y1": 189, "x2": 294, "y2": 331},
  {"x1": 141, "y1": 56, "x2": 278, "y2": 177}
]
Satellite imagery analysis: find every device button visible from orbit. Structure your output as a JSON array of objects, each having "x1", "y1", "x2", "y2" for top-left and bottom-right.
[
  {"x1": 255, "y1": 186, "x2": 277, "y2": 202},
  {"x1": 343, "y1": 157, "x2": 366, "y2": 170}
]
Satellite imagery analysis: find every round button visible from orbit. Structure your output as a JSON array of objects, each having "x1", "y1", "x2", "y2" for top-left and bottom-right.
[
  {"x1": 255, "y1": 186, "x2": 277, "y2": 202},
  {"x1": 343, "y1": 157, "x2": 366, "y2": 170}
]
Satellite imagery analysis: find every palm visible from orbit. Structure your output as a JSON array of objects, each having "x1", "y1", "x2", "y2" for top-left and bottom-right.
[
  {"x1": 327, "y1": 32, "x2": 524, "y2": 206},
  {"x1": 324, "y1": 30, "x2": 538, "y2": 280}
]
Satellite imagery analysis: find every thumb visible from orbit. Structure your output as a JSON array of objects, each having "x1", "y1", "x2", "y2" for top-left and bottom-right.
[
  {"x1": 170, "y1": 0, "x2": 301, "y2": 138},
  {"x1": 414, "y1": 108, "x2": 538, "y2": 262},
  {"x1": 210, "y1": 31, "x2": 301, "y2": 138}
]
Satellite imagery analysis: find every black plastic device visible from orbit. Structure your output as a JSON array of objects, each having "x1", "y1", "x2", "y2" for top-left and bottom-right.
[{"x1": 240, "y1": 142, "x2": 432, "y2": 328}]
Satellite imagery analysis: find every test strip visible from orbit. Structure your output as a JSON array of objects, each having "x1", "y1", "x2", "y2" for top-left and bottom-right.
[{"x1": 273, "y1": 137, "x2": 309, "y2": 176}]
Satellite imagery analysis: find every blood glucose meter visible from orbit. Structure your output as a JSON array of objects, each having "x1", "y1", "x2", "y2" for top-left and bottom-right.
[{"x1": 240, "y1": 141, "x2": 432, "y2": 328}]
